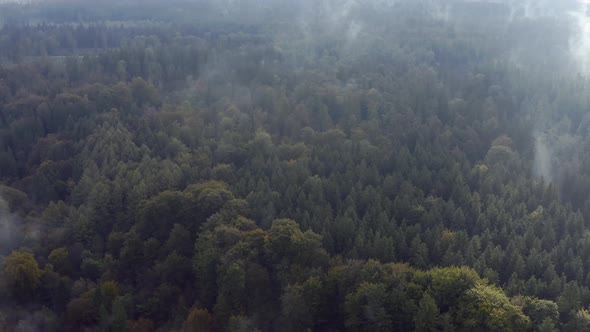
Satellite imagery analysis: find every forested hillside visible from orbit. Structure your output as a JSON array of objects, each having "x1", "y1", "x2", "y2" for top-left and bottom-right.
[{"x1": 1, "y1": 0, "x2": 590, "y2": 331}]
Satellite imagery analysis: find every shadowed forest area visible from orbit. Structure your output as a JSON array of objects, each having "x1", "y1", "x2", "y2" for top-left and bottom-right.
[{"x1": 2, "y1": 0, "x2": 590, "y2": 331}]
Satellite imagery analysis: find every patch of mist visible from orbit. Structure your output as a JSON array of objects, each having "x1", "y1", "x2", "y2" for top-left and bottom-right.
[
  {"x1": 533, "y1": 131, "x2": 554, "y2": 182},
  {"x1": 432, "y1": 2, "x2": 451, "y2": 22},
  {"x1": 569, "y1": 0, "x2": 590, "y2": 74},
  {"x1": 0, "y1": 193, "x2": 39, "y2": 256},
  {"x1": 0, "y1": 306, "x2": 56, "y2": 332},
  {"x1": 0, "y1": 195, "x2": 22, "y2": 255},
  {"x1": 532, "y1": 118, "x2": 582, "y2": 188}
]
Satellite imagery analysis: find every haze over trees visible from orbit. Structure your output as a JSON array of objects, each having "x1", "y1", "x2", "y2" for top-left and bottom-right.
[{"x1": 1, "y1": 0, "x2": 590, "y2": 331}]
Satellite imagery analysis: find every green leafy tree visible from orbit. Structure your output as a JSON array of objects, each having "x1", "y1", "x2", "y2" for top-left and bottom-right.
[
  {"x1": 48, "y1": 247, "x2": 71, "y2": 275},
  {"x1": 456, "y1": 283, "x2": 531, "y2": 331},
  {"x1": 345, "y1": 282, "x2": 393, "y2": 332},
  {"x1": 110, "y1": 297, "x2": 129, "y2": 332},
  {"x1": 538, "y1": 317, "x2": 558, "y2": 332},
  {"x1": 131, "y1": 77, "x2": 160, "y2": 107},
  {"x1": 414, "y1": 293, "x2": 440, "y2": 332},
  {"x1": 3, "y1": 251, "x2": 43, "y2": 299},
  {"x1": 565, "y1": 308, "x2": 590, "y2": 331},
  {"x1": 227, "y1": 316, "x2": 260, "y2": 332}
]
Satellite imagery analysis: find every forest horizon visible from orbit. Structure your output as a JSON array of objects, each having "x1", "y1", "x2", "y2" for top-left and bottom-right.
[{"x1": 1, "y1": 0, "x2": 590, "y2": 331}]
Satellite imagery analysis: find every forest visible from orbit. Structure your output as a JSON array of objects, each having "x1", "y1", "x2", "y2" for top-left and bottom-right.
[{"x1": 2, "y1": 0, "x2": 590, "y2": 331}]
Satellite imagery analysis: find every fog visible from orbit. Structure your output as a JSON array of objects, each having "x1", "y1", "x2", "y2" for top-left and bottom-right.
[
  {"x1": 0, "y1": 195, "x2": 26, "y2": 256},
  {"x1": 0, "y1": 196, "x2": 19, "y2": 255},
  {"x1": 571, "y1": 0, "x2": 590, "y2": 74},
  {"x1": 0, "y1": 3, "x2": 587, "y2": 203},
  {"x1": 195, "y1": 0, "x2": 590, "y2": 189},
  {"x1": 193, "y1": 0, "x2": 589, "y2": 73},
  {"x1": 4, "y1": 0, "x2": 590, "y2": 330},
  {"x1": 0, "y1": 2, "x2": 587, "y2": 201}
]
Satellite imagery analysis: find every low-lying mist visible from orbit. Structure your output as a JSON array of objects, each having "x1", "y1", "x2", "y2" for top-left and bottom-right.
[{"x1": 0, "y1": 195, "x2": 24, "y2": 256}]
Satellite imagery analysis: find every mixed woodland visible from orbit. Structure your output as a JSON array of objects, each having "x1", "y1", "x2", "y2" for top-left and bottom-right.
[{"x1": 1, "y1": 0, "x2": 590, "y2": 331}]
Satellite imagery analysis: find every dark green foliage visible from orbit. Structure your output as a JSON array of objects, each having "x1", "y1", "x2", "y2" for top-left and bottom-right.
[{"x1": 0, "y1": 1, "x2": 588, "y2": 331}]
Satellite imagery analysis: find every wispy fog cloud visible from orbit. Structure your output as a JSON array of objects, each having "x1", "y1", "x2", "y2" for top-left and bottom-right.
[
  {"x1": 533, "y1": 131, "x2": 554, "y2": 182},
  {"x1": 0, "y1": 195, "x2": 25, "y2": 255}
]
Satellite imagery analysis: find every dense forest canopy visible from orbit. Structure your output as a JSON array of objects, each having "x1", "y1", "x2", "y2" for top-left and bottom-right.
[{"x1": 2, "y1": 0, "x2": 590, "y2": 331}]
